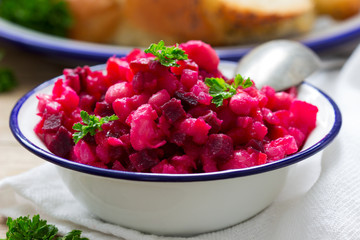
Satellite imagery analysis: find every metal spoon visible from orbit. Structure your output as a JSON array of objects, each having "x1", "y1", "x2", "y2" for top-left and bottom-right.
[{"x1": 234, "y1": 40, "x2": 322, "y2": 91}]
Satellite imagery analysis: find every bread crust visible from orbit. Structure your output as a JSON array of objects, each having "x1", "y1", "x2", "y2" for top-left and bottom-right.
[
  {"x1": 66, "y1": 0, "x2": 124, "y2": 43},
  {"x1": 312, "y1": 0, "x2": 360, "y2": 19},
  {"x1": 117, "y1": 0, "x2": 315, "y2": 47}
]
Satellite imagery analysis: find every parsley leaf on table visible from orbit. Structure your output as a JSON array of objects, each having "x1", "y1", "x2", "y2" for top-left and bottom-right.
[
  {"x1": 205, "y1": 74, "x2": 253, "y2": 107},
  {"x1": 144, "y1": 40, "x2": 188, "y2": 67},
  {"x1": 0, "y1": 0, "x2": 72, "y2": 37},
  {"x1": 72, "y1": 111, "x2": 119, "y2": 144},
  {"x1": 1, "y1": 214, "x2": 88, "y2": 240}
]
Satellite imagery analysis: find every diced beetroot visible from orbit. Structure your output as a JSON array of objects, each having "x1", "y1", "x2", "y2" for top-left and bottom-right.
[
  {"x1": 187, "y1": 105, "x2": 210, "y2": 118},
  {"x1": 130, "y1": 93, "x2": 150, "y2": 109},
  {"x1": 78, "y1": 93, "x2": 97, "y2": 113},
  {"x1": 170, "y1": 155, "x2": 197, "y2": 173},
  {"x1": 106, "y1": 56, "x2": 132, "y2": 84},
  {"x1": 180, "y1": 69, "x2": 198, "y2": 90},
  {"x1": 132, "y1": 71, "x2": 158, "y2": 94},
  {"x1": 112, "y1": 160, "x2": 126, "y2": 171},
  {"x1": 148, "y1": 89, "x2": 171, "y2": 113},
  {"x1": 95, "y1": 120, "x2": 130, "y2": 144},
  {"x1": 96, "y1": 141, "x2": 125, "y2": 165},
  {"x1": 158, "y1": 115, "x2": 172, "y2": 137},
  {"x1": 161, "y1": 98, "x2": 186, "y2": 124},
  {"x1": 262, "y1": 108, "x2": 280, "y2": 125},
  {"x1": 169, "y1": 131, "x2": 187, "y2": 146},
  {"x1": 156, "y1": 70, "x2": 180, "y2": 95},
  {"x1": 288, "y1": 127, "x2": 306, "y2": 148},
  {"x1": 227, "y1": 127, "x2": 249, "y2": 146},
  {"x1": 243, "y1": 86, "x2": 268, "y2": 108},
  {"x1": 289, "y1": 100, "x2": 318, "y2": 136},
  {"x1": 83, "y1": 71, "x2": 108, "y2": 101},
  {"x1": 42, "y1": 112, "x2": 64, "y2": 133},
  {"x1": 72, "y1": 140, "x2": 97, "y2": 165},
  {"x1": 190, "y1": 83, "x2": 212, "y2": 105},
  {"x1": 160, "y1": 142, "x2": 184, "y2": 159},
  {"x1": 264, "y1": 135, "x2": 298, "y2": 161},
  {"x1": 250, "y1": 121, "x2": 268, "y2": 141},
  {"x1": 36, "y1": 94, "x2": 62, "y2": 115},
  {"x1": 129, "y1": 57, "x2": 152, "y2": 73},
  {"x1": 95, "y1": 143, "x2": 113, "y2": 164},
  {"x1": 180, "y1": 40, "x2": 219, "y2": 72},
  {"x1": 217, "y1": 107, "x2": 237, "y2": 132},
  {"x1": 273, "y1": 110, "x2": 291, "y2": 128},
  {"x1": 179, "y1": 118, "x2": 211, "y2": 145},
  {"x1": 236, "y1": 116, "x2": 253, "y2": 128},
  {"x1": 128, "y1": 104, "x2": 166, "y2": 151},
  {"x1": 63, "y1": 71, "x2": 81, "y2": 94},
  {"x1": 203, "y1": 134, "x2": 233, "y2": 163},
  {"x1": 52, "y1": 79, "x2": 79, "y2": 113},
  {"x1": 245, "y1": 139, "x2": 265, "y2": 152},
  {"x1": 170, "y1": 59, "x2": 198, "y2": 75},
  {"x1": 174, "y1": 90, "x2": 198, "y2": 109},
  {"x1": 35, "y1": 40, "x2": 318, "y2": 174},
  {"x1": 44, "y1": 126, "x2": 73, "y2": 159},
  {"x1": 268, "y1": 125, "x2": 289, "y2": 140},
  {"x1": 62, "y1": 109, "x2": 82, "y2": 131},
  {"x1": 266, "y1": 91, "x2": 295, "y2": 111},
  {"x1": 200, "y1": 110, "x2": 223, "y2": 134},
  {"x1": 220, "y1": 149, "x2": 267, "y2": 170},
  {"x1": 201, "y1": 155, "x2": 218, "y2": 173},
  {"x1": 129, "y1": 149, "x2": 160, "y2": 172},
  {"x1": 105, "y1": 82, "x2": 134, "y2": 104},
  {"x1": 114, "y1": 94, "x2": 150, "y2": 123},
  {"x1": 107, "y1": 137, "x2": 125, "y2": 147},
  {"x1": 94, "y1": 101, "x2": 115, "y2": 117},
  {"x1": 151, "y1": 160, "x2": 177, "y2": 174},
  {"x1": 229, "y1": 91, "x2": 258, "y2": 116},
  {"x1": 63, "y1": 66, "x2": 91, "y2": 93}
]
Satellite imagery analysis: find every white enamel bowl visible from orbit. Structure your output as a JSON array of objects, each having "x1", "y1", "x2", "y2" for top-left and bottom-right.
[{"x1": 9, "y1": 62, "x2": 341, "y2": 236}]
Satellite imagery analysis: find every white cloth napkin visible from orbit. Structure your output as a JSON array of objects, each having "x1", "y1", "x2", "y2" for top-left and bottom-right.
[{"x1": 1, "y1": 44, "x2": 360, "y2": 239}]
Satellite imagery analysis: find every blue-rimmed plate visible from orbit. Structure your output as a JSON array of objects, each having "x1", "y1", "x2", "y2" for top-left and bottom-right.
[{"x1": 1, "y1": 14, "x2": 360, "y2": 62}]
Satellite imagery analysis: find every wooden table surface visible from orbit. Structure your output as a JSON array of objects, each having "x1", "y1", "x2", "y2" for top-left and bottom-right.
[{"x1": 0, "y1": 40, "x2": 98, "y2": 237}]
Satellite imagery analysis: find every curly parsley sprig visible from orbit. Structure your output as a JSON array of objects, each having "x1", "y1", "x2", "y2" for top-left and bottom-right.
[
  {"x1": 72, "y1": 111, "x2": 119, "y2": 144},
  {"x1": 144, "y1": 40, "x2": 188, "y2": 67},
  {"x1": 2, "y1": 214, "x2": 88, "y2": 240},
  {"x1": 205, "y1": 74, "x2": 253, "y2": 107}
]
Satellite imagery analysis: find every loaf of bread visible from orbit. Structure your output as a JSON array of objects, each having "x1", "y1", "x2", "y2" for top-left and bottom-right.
[
  {"x1": 113, "y1": 0, "x2": 315, "y2": 47},
  {"x1": 64, "y1": 0, "x2": 360, "y2": 47}
]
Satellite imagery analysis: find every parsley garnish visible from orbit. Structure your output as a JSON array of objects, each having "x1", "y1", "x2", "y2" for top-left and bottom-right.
[
  {"x1": 144, "y1": 40, "x2": 188, "y2": 67},
  {"x1": 72, "y1": 111, "x2": 119, "y2": 144},
  {"x1": 0, "y1": 51, "x2": 16, "y2": 93},
  {"x1": 0, "y1": 0, "x2": 72, "y2": 37},
  {"x1": 2, "y1": 214, "x2": 88, "y2": 240},
  {"x1": 205, "y1": 74, "x2": 253, "y2": 107}
]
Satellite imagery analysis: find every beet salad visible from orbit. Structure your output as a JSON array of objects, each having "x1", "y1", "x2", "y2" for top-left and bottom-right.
[{"x1": 34, "y1": 40, "x2": 318, "y2": 174}]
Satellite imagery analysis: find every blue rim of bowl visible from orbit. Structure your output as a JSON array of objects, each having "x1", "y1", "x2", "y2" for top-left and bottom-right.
[
  {"x1": 9, "y1": 74, "x2": 342, "y2": 182},
  {"x1": 1, "y1": 17, "x2": 360, "y2": 61}
]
